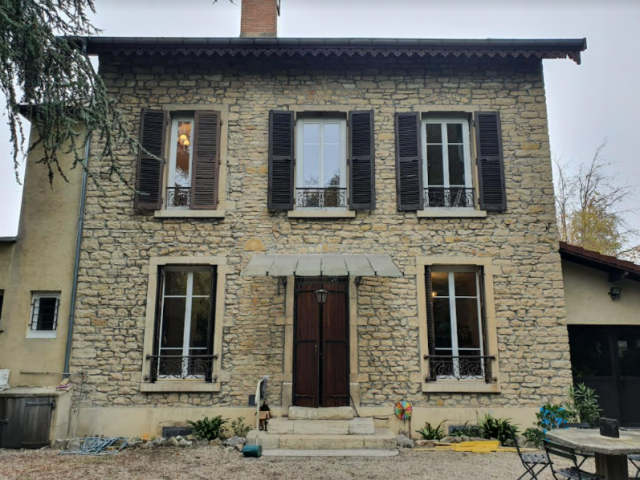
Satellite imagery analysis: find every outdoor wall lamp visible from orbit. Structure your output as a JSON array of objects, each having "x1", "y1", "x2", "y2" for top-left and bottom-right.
[
  {"x1": 314, "y1": 287, "x2": 329, "y2": 305},
  {"x1": 608, "y1": 286, "x2": 622, "y2": 300}
]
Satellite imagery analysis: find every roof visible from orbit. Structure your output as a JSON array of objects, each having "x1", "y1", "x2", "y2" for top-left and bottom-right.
[
  {"x1": 241, "y1": 254, "x2": 403, "y2": 277},
  {"x1": 559, "y1": 242, "x2": 640, "y2": 282},
  {"x1": 79, "y1": 37, "x2": 587, "y2": 64}
]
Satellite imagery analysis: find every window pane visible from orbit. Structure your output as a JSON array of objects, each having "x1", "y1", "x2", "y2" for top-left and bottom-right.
[
  {"x1": 456, "y1": 298, "x2": 481, "y2": 349},
  {"x1": 324, "y1": 144, "x2": 341, "y2": 187},
  {"x1": 426, "y1": 145, "x2": 444, "y2": 186},
  {"x1": 447, "y1": 123, "x2": 464, "y2": 144},
  {"x1": 324, "y1": 123, "x2": 340, "y2": 144},
  {"x1": 190, "y1": 297, "x2": 211, "y2": 350},
  {"x1": 165, "y1": 270, "x2": 188, "y2": 296},
  {"x1": 193, "y1": 270, "x2": 212, "y2": 296},
  {"x1": 303, "y1": 123, "x2": 319, "y2": 144},
  {"x1": 454, "y1": 272, "x2": 477, "y2": 296},
  {"x1": 618, "y1": 331, "x2": 640, "y2": 377},
  {"x1": 433, "y1": 298, "x2": 452, "y2": 349},
  {"x1": 569, "y1": 327, "x2": 612, "y2": 377},
  {"x1": 303, "y1": 144, "x2": 320, "y2": 187},
  {"x1": 448, "y1": 145, "x2": 466, "y2": 186},
  {"x1": 37, "y1": 298, "x2": 57, "y2": 331},
  {"x1": 426, "y1": 124, "x2": 442, "y2": 144},
  {"x1": 431, "y1": 271, "x2": 449, "y2": 297},
  {"x1": 161, "y1": 298, "x2": 186, "y2": 349},
  {"x1": 174, "y1": 121, "x2": 192, "y2": 188}
]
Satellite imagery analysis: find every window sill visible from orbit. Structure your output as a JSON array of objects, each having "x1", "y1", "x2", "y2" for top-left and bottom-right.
[
  {"x1": 417, "y1": 208, "x2": 487, "y2": 218},
  {"x1": 421, "y1": 381, "x2": 501, "y2": 394},
  {"x1": 154, "y1": 209, "x2": 226, "y2": 219},
  {"x1": 288, "y1": 210, "x2": 356, "y2": 219},
  {"x1": 26, "y1": 331, "x2": 57, "y2": 339},
  {"x1": 140, "y1": 381, "x2": 221, "y2": 393}
]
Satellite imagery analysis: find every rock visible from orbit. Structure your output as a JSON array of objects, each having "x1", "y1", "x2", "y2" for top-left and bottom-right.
[
  {"x1": 67, "y1": 438, "x2": 82, "y2": 451},
  {"x1": 235, "y1": 444, "x2": 244, "y2": 452},
  {"x1": 209, "y1": 438, "x2": 223, "y2": 446},
  {"x1": 140, "y1": 441, "x2": 154, "y2": 449},
  {"x1": 127, "y1": 438, "x2": 142, "y2": 449},
  {"x1": 415, "y1": 440, "x2": 437, "y2": 448},
  {"x1": 185, "y1": 435, "x2": 195, "y2": 441},
  {"x1": 224, "y1": 436, "x2": 246, "y2": 448},
  {"x1": 153, "y1": 437, "x2": 167, "y2": 446},
  {"x1": 52, "y1": 439, "x2": 68, "y2": 450},
  {"x1": 178, "y1": 439, "x2": 191, "y2": 447},
  {"x1": 175, "y1": 436, "x2": 183, "y2": 442},
  {"x1": 396, "y1": 434, "x2": 414, "y2": 449},
  {"x1": 168, "y1": 437, "x2": 180, "y2": 447}
]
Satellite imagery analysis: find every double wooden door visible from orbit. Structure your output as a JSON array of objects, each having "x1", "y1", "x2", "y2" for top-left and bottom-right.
[
  {"x1": 293, "y1": 279, "x2": 349, "y2": 408},
  {"x1": 569, "y1": 326, "x2": 640, "y2": 427}
]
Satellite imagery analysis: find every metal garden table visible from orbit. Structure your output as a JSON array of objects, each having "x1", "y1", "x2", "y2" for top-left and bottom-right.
[{"x1": 547, "y1": 428, "x2": 640, "y2": 480}]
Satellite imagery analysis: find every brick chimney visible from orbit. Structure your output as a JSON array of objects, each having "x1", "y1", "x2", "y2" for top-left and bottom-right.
[{"x1": 240, "y1": 0, "x2": 279, "y2": 38}]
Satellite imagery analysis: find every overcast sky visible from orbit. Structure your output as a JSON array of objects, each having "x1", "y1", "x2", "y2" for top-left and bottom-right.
[{"x1": 1, "y1": 0, "x2": 638, "y2": 237}]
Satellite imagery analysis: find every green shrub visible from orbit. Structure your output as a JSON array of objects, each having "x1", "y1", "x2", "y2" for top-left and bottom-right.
[
  {"x1": 187, "y1": 415, "x2": 229, "y2": 441},
  {"x1": 416, "y1": 421, "x2": 445, "y2": 440},
  {"x1": 478, "y1": 414, "x2": 519, "y2": 445},
  {"x1": 568, "y1": 384, "x2": 601, "y2": 426},
  {"x1": 230, "y1": 417, "x2": 252, "y2": 437},
  {"x1": 449, "y1": 422, "x2": 483, "y2": 438},
  {"x1": 523, "y1": 427, "x2": 545, "y2": 448}
]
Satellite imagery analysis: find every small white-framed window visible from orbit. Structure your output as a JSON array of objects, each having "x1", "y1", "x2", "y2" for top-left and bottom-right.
[
  {"x1": 166, "y1": 115, "x2": 195, "y2": 210},
  {"x1": 295, "y1": 119, "x2": 347, "y2": 209},
  {"x1": 430, "y1": 267, "x2": 485, "y2": 380},
  {"x1": 422, "y1": 117, "x2": 473, "y2": 209},
  {"x1": 27, "y1": 292, "x2": 60, "y2": 339},
  {"x1": 155, "y1": 266, "x2": 215, "y2": 380}
]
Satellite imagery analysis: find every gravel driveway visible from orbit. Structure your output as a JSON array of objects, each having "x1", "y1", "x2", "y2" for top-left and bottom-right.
[{"x1": 0, "y1": 446, "x2": 597, "y2": 480}]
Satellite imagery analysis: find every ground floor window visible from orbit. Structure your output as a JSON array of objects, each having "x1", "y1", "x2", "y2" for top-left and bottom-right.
[
  {"x1": 151, "y1": 266, "x2": 216, "y2": 381},
  {"x1": 27, "y1": 292, "x2": 60, "y2": 338},
  {"x1": 427, "y1": 267, "x2": 489, "y2": 380}
]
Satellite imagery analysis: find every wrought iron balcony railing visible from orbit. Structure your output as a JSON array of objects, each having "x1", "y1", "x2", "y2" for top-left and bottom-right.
[
  {"x1": 424, "y1": 187, "x2": 476, "y2": 208},
  {"x1": 296, "y1": 187, "x2": 347, "y2": 208},
  {"x1": 424, "y1": 355, "x2": 495, "y2": 383},
  {"x1": 146, "y1": 354, "x2": 217, "y2": 383},
  {"x1": 166, "y1": 187, "x2": 192, "y2": 208}
]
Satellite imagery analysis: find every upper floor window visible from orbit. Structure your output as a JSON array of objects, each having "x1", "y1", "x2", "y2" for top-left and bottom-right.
[
  {"x1": 28, "y1": 292, "x2": 60, "y2": 339},
  {"x1": 422, "y1": 117, "x2": 474, "y2": 209},
  {"x1": 295, "y1": 119, "x2": 347, "y2": 209},
  {"x1": 167, "y1": 115, "x2": 195, "y2": 209}
]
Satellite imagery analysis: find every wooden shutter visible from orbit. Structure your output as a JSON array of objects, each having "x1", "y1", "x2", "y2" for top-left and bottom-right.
[
  {"x1": 268, "y1": 110, "x2": 295, "y2": 210},
  {"x1": 424, "y1": 266, "x2": 437, "y2": 381},
  {"x1": 349, "y1": 111, "x2": 375, "y2": 210},
  {"x1": 191, "y1": 111, "x2": 221, "y2": 209},
  {"x1": 395, "y1": 112, "x2": 423, "y2": 211},
  {"x1": 135, "y1": 109, "x2": 167, "y2": 210},
  {"x1": 475, "y1": 112, "x2": 506, "y2": 212}
]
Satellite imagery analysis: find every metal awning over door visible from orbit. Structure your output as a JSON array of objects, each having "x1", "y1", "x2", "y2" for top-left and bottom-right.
[{"x1": 240, "y1": 254, "x2": 402, "y2": 278}]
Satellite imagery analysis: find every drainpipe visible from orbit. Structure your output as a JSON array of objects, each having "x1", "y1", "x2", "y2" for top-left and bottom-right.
[{"x1": 63, "y1": 40, "x2": 91, "y2": 379}]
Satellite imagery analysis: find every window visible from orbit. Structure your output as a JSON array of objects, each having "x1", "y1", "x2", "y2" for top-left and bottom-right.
[
  {"x1": 28, "y1": 292, "x2": 60, "y2": 338},
  {"x1": 166, "y1": 115, "x2": 195, "y2": 209},
  {"x1": 295, "y1": 119, "x2": 347, "y2": 209},
  {"x1": 151, "y1": 266, "x2": 216, "y2": 382},
  {"x1": 428, "y1": 268, "x2": 487, "y2": 380},
  {"x1": 422, "y1": 117, "x2": 474, "y2": 209}
]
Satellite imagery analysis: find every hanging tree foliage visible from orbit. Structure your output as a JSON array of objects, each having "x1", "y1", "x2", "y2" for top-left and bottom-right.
[{"x1": 0, "y1": 0, "x2": 142, "y2": 185}]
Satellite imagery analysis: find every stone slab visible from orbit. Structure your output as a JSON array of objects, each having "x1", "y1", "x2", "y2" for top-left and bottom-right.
[
  {"x1": 245, "y1": 428, "x2": 396, "y2": 450},
  {"x1": 547, "y1": 429, "x2": 640, "y2": 455},
  {"x1": 263, "y1": 449, "x2": 399, "y2": 457},
  {"x1": 288, "y1": 406, "x2": 354, "y2": 421},
  {"x1": 349, "y1": 418, "x2": 375, "y2": 435}
]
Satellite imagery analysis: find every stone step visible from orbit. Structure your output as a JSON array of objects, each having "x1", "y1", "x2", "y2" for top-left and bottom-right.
[
  {"x1": 288, "y1": 406, "x2": 354, "y2": 421},
  {"x1": 268, "y1": 417, "x2": 375, "y2": 435},
  {"x1": 246, "y1": 428, "x2": 396, "y2": 451}
]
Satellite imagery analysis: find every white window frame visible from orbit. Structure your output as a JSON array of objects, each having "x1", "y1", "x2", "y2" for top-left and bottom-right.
[
  {"x1": 166, "y1": 115, "x2": 196, "y2": 210},
  {"x1": 157, "y1": 266, "x2": 213, "y2": 380},
  {"x1": 295, "y1": 118, "x2": 347, "y2": 210},
  {"x1": 27, "y1": 292, "x2": 60, "y2": 339},
  {"x1": 431, "y1": 267, "x2": 484, "y2": 380},
  {"x1": 421, "y1": 117, "x2": 473, "y2": 209}
]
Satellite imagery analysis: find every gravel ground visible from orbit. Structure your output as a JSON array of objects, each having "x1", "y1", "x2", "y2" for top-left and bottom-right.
[{"x1": 0, "y1": 446, "x2": 602, "y2": 480}]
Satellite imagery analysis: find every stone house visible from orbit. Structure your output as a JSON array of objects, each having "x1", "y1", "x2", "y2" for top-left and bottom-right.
[{"x1": 0, "y1": 0, "x2": 589, "y2": 447}]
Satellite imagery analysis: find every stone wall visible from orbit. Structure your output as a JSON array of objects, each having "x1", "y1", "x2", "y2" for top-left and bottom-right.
[{"x1": 70, "y1": 54, "x2": 571, "y2": 410}]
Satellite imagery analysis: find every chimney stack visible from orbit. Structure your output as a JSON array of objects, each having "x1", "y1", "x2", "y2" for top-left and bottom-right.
[{"x1": 240, "y1": 0, "x2": 279, "y2": 38}]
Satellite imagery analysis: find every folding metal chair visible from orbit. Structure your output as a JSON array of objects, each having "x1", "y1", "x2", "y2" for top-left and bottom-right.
[
  {"x1": 544, "y1": 440, "x2": 604, "y2": 480},
  {"x1": 513, "y1": 432, "x2": 549, "y2": 480},
  {"x1": 565, "y1": 423, "x2": 594, "y2": 468},
  {"x1": 629, "y1": 454, "x2": 640, "y2": 479}
]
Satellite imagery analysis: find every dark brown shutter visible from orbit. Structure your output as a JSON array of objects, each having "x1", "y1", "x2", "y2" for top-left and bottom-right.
[
  {"x1": 135, "y1": 109, "x2": 168, "y2": 210},
  {"x1": 349, "y1": 111, "x2": 375, "y2": 210},
  {"x1": 191, "y1": 111, "x2": 221, "y2": 209},
  {"x1": 268, "y1": 110, "x2": 295, "y2": 210},
  {"x1": 395, "y1": 112, "x2": 423, "y2": 211},
  {"x1": 475, "y1": 112, "x2": 506, "y2": 212},
  {"x1": 424, "y1": 266, "x2": 436, "y2": 381},
  {"x1": 477, "y1": 267, "x2": 493, "y2": 383}
]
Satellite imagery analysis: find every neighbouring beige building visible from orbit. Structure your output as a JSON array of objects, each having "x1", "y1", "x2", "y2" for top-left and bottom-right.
[{"x1": 0, "y1": 0, "x2": 592, "y2": 449}]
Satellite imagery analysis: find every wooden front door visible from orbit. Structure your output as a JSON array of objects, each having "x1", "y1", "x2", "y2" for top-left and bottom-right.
[
  {"x1": 569, "y1": 325, "x2": 640, "y2": 427},
  {"x1": 293, "y1": 279, "x2": 349, "y2": 408}
]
